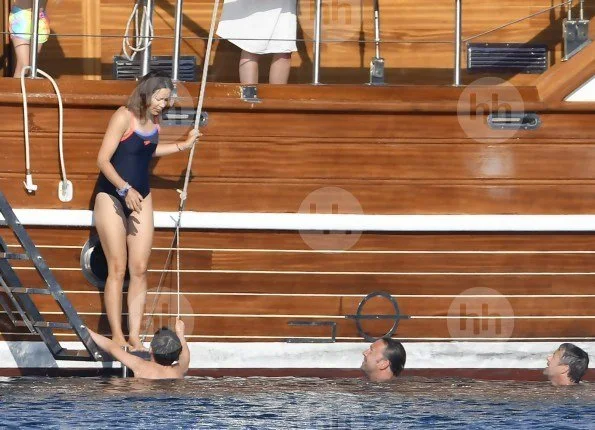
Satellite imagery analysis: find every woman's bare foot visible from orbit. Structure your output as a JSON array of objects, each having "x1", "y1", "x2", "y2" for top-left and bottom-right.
[
  {"x1": 128, "y1": 338, "x2": 149, "y2": 352},
  {"x1": 112, "y1": 336, "x2": 132, "y2": 349}
]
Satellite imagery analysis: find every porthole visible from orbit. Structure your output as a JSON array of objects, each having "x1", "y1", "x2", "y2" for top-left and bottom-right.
[{"x1": 80, "y1": 235, "x2": 129, "y2": 290}]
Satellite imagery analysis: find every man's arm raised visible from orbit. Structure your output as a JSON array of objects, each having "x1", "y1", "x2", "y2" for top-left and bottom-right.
[
  {"x1": 88, "y1": 329, "x2": 147, "y2": 373},
  {"x1": 175, "y1": 318, "x2": 190, "y2": 375}
]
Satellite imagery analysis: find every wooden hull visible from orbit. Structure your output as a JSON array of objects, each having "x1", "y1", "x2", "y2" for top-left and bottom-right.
[{"x1": 1, "y1": 40, "x2": 595, "y2": 377}]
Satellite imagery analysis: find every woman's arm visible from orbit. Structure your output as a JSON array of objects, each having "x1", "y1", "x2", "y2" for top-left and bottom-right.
[{"x1": 153, "y1": 128, "x2": 200, "y2": 157}]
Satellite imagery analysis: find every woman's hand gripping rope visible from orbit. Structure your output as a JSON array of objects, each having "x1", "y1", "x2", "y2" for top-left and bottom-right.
[{"x1": 176, "y1": 128, "x2": 202, "y2": 203}]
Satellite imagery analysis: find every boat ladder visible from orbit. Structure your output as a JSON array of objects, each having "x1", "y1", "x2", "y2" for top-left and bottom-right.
[{"x1": 0, "y1": 192, "x2": 104, "y2": 361}]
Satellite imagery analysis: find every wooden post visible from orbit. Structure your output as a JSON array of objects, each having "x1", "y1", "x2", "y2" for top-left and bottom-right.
[{"x1": 82, "y1": 0, "x2": 102, "y2": 80}]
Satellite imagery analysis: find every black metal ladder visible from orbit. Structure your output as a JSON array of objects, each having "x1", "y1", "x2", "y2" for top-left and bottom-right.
[{"x1": 0, "y1": 192, "x2": 104, "y2": 361}]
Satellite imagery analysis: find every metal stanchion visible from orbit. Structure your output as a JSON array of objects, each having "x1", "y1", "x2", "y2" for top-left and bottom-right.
[
  {"x1": 369, "y1": 0, "x2": 385, "y2": 85},
  {"x1": 29, "y1": 0, "x2": 41, "y2": 78},
  {"x1": 312, "y1": 0, "x2": 323, "y2": 84},
  {"x1": 172, "y1": 0, "x2": 184, "y2": 82},
  {"x1": 453, "y1": 0, "x2": 462, "y2": 86},
  {"x1": 141, "y1": 0, "x2": 154, "y2": 77}
]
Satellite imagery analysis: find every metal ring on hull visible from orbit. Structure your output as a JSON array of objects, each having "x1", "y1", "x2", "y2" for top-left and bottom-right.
[{"x1": 346, "y1": 291, "x2": 410, "y2": 342}]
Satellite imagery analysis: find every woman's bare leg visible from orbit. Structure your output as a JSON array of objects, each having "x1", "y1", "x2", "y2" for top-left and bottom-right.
[
  {"x1": 269, "y1": 53, "x2": 292, "y2": 84},
  {"x1": 12, "y1": 37, "x2": 44, "y2": 78},
  {"x1": 126, "y1": 194, "x2": 154, "y2": 351},
  {"x1": 239, "y1": 50, "x2": 259, "y2": 84},
  {"x1": 94, "y1": 193, "x2": 129, "y2": 348},
  {"x1": 12, "y1": 37, "x2": 30, "y2": 78}
]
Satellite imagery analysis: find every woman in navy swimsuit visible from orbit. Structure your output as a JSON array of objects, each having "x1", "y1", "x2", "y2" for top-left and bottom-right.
[{"x1": 94, "y1": 71, "x2": 199, "y2": 350}]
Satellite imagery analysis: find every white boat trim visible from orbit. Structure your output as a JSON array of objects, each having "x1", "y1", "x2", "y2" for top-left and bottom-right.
[
  {"x1": 3, "y1": 209, "x2": 595, "y2": 232},
  {"x1": 565, "y1": 74, "x2": 595, "y2": 102},
  {"x1": 0, "y1": 341, "x2": 592, "y2": 370}
]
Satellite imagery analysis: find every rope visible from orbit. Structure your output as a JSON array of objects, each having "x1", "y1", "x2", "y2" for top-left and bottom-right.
[
  {"x1": 122, "y1": 2, "x2": 154, "y2": 61},
  {"x1": 141, "y1": 0, "x2": 220, "y2": 342},
  {"x1": 20, "y1": 66, "x2": 72, "y2": 202}
]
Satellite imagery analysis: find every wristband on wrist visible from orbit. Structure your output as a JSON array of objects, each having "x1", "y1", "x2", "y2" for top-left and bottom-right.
[
  {"x1": 176, "y1": 142, "x2": 183, "y2": 151},
  {"x1": 116, "y1": 183, "x2": 132, "y2": 197}
]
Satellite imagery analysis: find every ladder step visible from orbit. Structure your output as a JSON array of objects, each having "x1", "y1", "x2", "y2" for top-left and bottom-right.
[
  {"x1": 0, "y1": 252, "x2": 30, "y2": 260},
  {"x1": 0, "y1": 192, "x2": 105, "y2": 362},
  {"x1": 31, "y1": 321, "x2": 73, "y2": 330},
  {"x1": 55, "y1": 349, "x2": 94, "y2": 361},
  {"x1": 13, "y1": 321, "x2": 70, "y2": 329},
  {"x1": 11, "y1": 287, "x2": 52, "y2": 295}
]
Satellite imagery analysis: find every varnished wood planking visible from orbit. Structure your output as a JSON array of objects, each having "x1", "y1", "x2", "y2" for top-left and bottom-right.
[
  {"x1": 6, "y1": 227, "x2": 595, "y2": 251},
  {"x1": 0, "y1": 79, "x2": 548, "y2": 111},
  {"x1": 8, "y1": 269, "x2": 595, "y2": 296},
  {"x1": 6, "y1": 133, "x2": 595, "y2": 181},
  {"x1": 13, "y1": 292, "x2": 595, "y2": 317},
  {"x1": 1, "y1": 314, "x2": 593, "y2": 339},
  {"x1": 6, "y1": 176, "x2": 595, "y2": 213},
  {"x1": 15, "y1": 107, "x2": 595, "y2": 140},
  {"x1": 7, "y1": 242, "x2": 595, "y2": 273}
]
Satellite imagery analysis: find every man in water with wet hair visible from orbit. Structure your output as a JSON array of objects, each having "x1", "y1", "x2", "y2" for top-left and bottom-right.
[
  {"x1": 543, "y1": 343, "x2": 589, "y2": 386},
  {"x1": 88, "y1": 318, "x2": 190, "y2": 379},
  {"x1": 361, "y1": 337, "x2": 406, "y2": 382}
]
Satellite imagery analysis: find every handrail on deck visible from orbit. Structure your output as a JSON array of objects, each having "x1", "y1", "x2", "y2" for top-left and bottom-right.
[{"x1": 18, "y1": 0, "x2": 589, "y2": 84}]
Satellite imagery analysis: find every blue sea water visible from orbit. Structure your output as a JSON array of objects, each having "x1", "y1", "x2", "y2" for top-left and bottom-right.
[{"x1": 0, "y1": 376, "x2": 593, "y2": 429}]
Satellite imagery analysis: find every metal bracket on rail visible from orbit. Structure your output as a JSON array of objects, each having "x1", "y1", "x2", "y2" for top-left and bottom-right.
[
  {"x1": 286, "y1": 321, "x2": 337, "y2": 343},
  {"x1": 563, "y1": 0, "x2": 591, "y2": 60}
]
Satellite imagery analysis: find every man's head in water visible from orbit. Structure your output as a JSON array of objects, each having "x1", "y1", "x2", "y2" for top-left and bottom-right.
[
  {"x1": 150, "y1": 327, "x2": 183, "y2": 366},
  {"x1": 544, "y1": 343, "x2": 589, "y2": 386},
  {"x1": 361, "y1": 337, "x2": 406, "y2": 382}
]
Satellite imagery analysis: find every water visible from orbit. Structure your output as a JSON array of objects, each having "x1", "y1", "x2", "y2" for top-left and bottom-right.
[{"x1": 0, "y1": 376, "x2": 593, "y2": 429}]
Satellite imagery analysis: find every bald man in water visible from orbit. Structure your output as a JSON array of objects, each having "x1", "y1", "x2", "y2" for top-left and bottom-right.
[{"x1": 88, "y1": 318, "x2": 190, "y2": 379}]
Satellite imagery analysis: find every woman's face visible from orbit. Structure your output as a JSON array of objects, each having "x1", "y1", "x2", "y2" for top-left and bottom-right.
[{"x1": 149, "y1": 88, "x2": 171, "y2": 116}]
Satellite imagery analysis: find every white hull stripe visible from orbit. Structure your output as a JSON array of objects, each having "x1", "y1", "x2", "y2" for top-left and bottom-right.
[
  {"x1": 0, "y1": 341, "x2": 593, "y2": 369},
  {"x1": 5, "y1": 209, "x2": 595, "y2": 231}
]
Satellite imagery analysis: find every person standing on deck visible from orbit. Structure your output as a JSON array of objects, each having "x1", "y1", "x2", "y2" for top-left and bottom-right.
[
  {"x1": 361, "y1": 337, "x2": 407, "y2": 382},
  {"x1": 216, "y1": 0, "x2": 297, "y2": 84},
  {"x1": 9, "y1": 0, "x2": 50, "y2": 77},
  {"x1": 94, "y1": 71, "x2": 199, "y2": 351}
]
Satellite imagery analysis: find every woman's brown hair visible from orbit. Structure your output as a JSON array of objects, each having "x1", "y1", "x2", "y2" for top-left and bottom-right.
[{"x1": 126, "y1": 71, "x2": 173, "y2": 119}]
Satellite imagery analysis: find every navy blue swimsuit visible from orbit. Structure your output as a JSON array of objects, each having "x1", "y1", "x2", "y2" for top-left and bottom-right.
[{"x1": 97, "y1": 110, "x2": 159, "y2": 217}]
